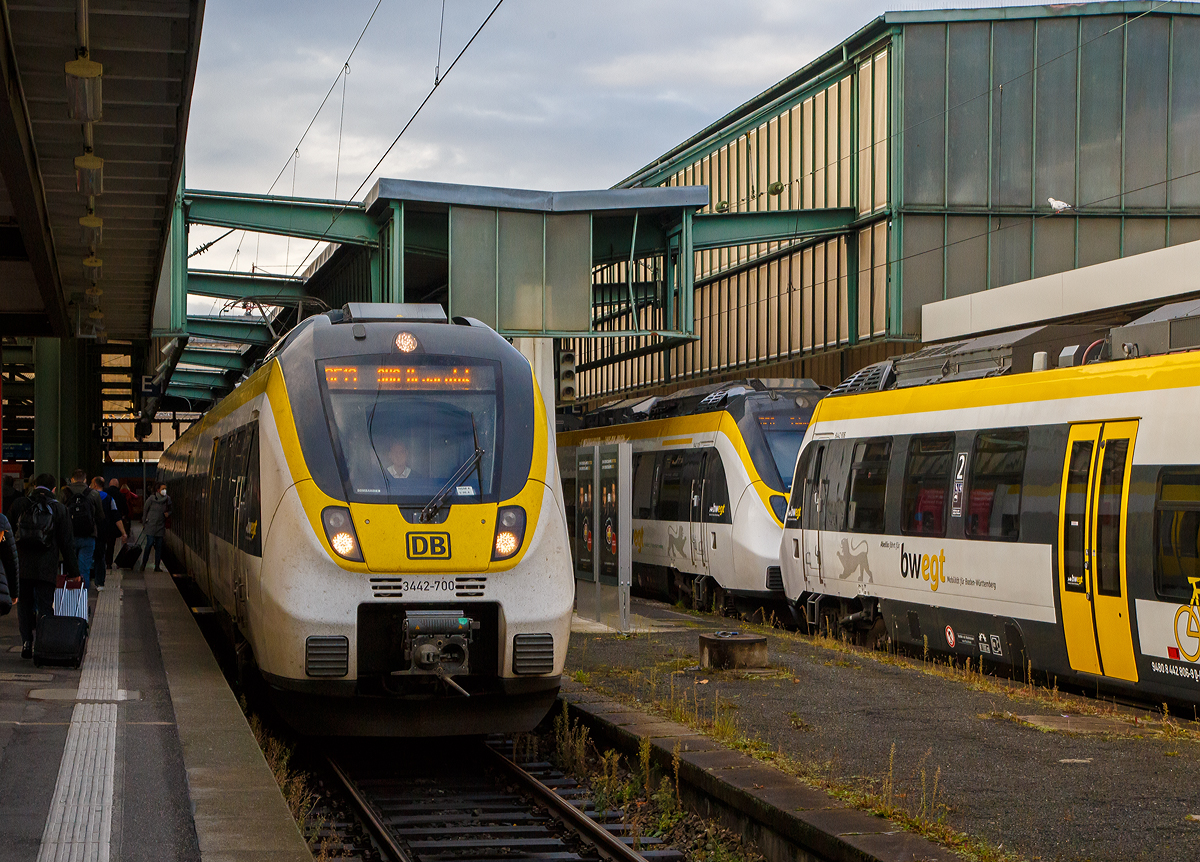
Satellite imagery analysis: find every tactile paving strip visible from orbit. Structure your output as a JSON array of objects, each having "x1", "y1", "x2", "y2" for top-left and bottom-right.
[{"x1": 37, "y1": 572, "x2": 123, "y2": 862}]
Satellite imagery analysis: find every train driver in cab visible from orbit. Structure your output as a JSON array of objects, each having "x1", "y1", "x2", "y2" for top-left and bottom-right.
[{"x1": 385, "y1": 439, "x2": 414, "y2": 480}]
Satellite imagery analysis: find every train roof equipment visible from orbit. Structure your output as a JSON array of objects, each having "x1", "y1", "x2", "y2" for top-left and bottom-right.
[
  {"x1": 579, "y1": 378, "x2": 824, "y2": 428},
  {"x1": 831, "y1": 298, "x2": 1200, "y2": 399}
]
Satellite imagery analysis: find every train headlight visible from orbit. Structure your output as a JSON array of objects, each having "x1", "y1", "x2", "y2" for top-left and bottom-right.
[
  {"x1": 395, "y1": 331, "x2": 418, "y2": 353},
  {"x1": 492, "y1": 505, "x2": 526, "y2": 561},
  {"x1": 321, "y1": 506, "x2": 364, "y2": 562},
  {"x1": 331, "y1": 531, "x2": 357, "y2": 556}
]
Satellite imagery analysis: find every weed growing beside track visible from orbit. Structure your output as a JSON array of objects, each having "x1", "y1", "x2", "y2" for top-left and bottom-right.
[
  {"x1": 536, "y1": 702, "x2": 763, "y2": 862},
  {"x1": 244, "y1": 705, "x2": 354, "y2": 861},
  {"x1": 568, "y1": 668, "x2": 1024, "y2": 862}
]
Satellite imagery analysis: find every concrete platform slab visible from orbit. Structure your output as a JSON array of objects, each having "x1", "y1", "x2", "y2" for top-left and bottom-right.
[{"x1": 0, "y1": 560, "x2": 309, "y2": 862}]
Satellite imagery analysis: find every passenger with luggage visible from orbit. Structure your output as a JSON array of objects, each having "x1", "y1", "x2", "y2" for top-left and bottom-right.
[
  {"x1": 59, "y1": 468, "x2": 104, "y2": 589},
  {"x1": 0, "y1": 511, "x2": 16, "y2": 617},
  {"x1": 9, "y1": 474, "x2": 79, "y2": 660},
  {"x1": 138, "y1": 483, "x2": 171, "y2": 573},
  {"x1": 90, "y1": 476, "x2": 126, "y2": 591}
]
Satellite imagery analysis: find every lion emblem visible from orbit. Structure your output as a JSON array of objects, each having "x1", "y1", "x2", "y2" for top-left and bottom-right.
[{"x1": 837, "y1": 538, "x2": 873, "y2": 583}]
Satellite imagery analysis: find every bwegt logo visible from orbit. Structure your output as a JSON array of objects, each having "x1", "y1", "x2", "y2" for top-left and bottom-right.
[{"x1": 899, "y1": 543, "x2": 946, "y2": 592}]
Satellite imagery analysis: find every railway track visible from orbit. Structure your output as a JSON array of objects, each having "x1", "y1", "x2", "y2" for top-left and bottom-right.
[{"x1": 326, "y1": 737, "x2": 683, "y2": 862}]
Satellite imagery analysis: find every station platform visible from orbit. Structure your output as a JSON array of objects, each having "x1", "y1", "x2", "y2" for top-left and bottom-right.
[
  {"x1": 0, "y1": 566, "x2": 310, "y2": 862},
  {"x1": 564, "y1": 597, "x2": 1200, "y2": 861}
]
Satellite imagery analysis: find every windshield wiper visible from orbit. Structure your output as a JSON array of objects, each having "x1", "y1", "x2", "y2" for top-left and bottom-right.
[{"x1": 420, "y1": 416, "x2": 485, "y2": 523}]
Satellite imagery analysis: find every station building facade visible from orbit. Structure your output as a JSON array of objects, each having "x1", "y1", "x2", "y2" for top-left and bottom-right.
[{"x1": 570, "y1": 1, "x2": 1200, "y2": 405}]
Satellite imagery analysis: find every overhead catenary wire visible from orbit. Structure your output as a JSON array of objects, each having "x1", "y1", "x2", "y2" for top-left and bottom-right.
[
  {"x1": 217, "y1": 0, "x2": 385, "y2": 272},
  {"x1": 287, "y1": 0, "x2": 508, "y2": 279},
  {"x1": 335, "y1": 63, "x2": 350, "y2": 199},
  {"x1": 434, "y1": 0, "x2": 447, "y2": 85}
]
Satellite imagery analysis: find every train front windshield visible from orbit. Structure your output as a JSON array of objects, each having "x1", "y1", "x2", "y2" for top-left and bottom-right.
[
  {"x1": 319, "y1": 358, "x2": 503, "y2": 505},
  {"x1": 742, "y1": 396, "x2": 816, "y2": 492}
]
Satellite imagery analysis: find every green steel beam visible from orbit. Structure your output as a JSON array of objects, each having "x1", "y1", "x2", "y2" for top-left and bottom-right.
[
  {"x1": 179, "y1": 348, "x2": 251, "y2": 372},
  {"x1": 165, "y1": 384, "x2": 222, "y2": 402},
  {"x1": 591, "y1": 281, "x2": 660, "y2": 305},
  {"x1": 592, "y1": 216, "x2": 669, "y2": 265},
  {"x1": 575, "y1": 336, "x2": 693, "y2": 374},
  {"x1": 187, "y1": 269, "x2": 308, "y2": 302},
  {"x1": 185, "y1": 317, "x2": 274, "y2": 346},
  {"x1": 185, "y1": 189, "x2": 379, "y2": 247},
  {"x1": 690, "y1": 208, "x2": 856, "y2": 250},
  {"x1": 2, "y1": 346, "x2": 33, "y2": 364},
  {"x1": 3, "y1": 381, "x2": 32, "y2": 399},
  {"x1": 169, "y1": 369, "x2": 233, "y2": 390}
]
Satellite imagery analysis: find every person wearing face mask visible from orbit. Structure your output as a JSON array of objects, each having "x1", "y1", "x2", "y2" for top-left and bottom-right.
[{"x1": 138, "y1": 483, "x2": 172, "y2": 573}]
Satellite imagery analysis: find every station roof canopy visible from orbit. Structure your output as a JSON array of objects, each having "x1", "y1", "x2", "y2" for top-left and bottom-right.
[
  {"x1": 0, "y1": 0, "x2": 203, "y2": 340},
  {"x1": 364, "y1": 178, "x2": 710, "y2": 218}
]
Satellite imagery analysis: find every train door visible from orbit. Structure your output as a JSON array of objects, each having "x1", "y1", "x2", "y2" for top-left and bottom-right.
[
  {"x1": 802, "y1": 443, "x2": 827, "y2": 587},
  {"x1": 234, "y1": 422, "x2": 262, "y2": 625},
  {"x1": 1058, "y1": 421, "x2": 1140, "y2": 682},
  {"x1": 701, "y1": 451, "x2": 732, "y2": 576},
  {"x1": 684, "y1": 451, "x2": 707, "y2": 575}
]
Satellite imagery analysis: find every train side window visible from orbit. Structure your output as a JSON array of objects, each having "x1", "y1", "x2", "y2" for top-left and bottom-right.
[
  {"x1": 208, "y1": 437, "x2": 225, "y2": 541},
  {"x1": 681, "y1": 451, "x2": 705, "y2": 522},
  {"x1": 238, "y1": 423, "x2": 262, "y2": 556},
  {"x1": 657, "y1": 452, "x2": 686, "y2": 521},
  {"x1": 902, "y1": 434, "x2": 954, "y2": 537},
  {"x1": 1062, "y1": 441, "x2": 1094, "y2": 593},
  {"x1": 804, "y1": 444, "x2": 827, "y2": 530},
  {"x1": 632, "y1": 454, "x2": 656, "y2": 519},
  {"x1": 1154, "y1": 469, "x2": 1200, "y2": 602},
  {"x1": 703, "y1": 452, "x2": 731, "y2": 524},
  {"x1": 846, "y1": 438, "x2": 891, "y2": 534},
  {"x1": 1094, "y1": 438, "x2": 1129, "y2": 597},
  {"x1": 965, "y1": 428, "x2": 1027, "y2": 541}
]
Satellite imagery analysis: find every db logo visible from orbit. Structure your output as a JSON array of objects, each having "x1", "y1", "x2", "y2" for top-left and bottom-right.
[
  {"x1": 406, "y1": 532, "x2": 452, "y2": 559},
  {"x1": 945, "y1": 626, "x2": 956, "y2": 648}
]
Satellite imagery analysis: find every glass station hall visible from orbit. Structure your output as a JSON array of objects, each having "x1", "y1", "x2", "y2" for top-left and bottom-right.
[{"x1": 564, "y1": 2, "x2": 1200, "y2": 409}]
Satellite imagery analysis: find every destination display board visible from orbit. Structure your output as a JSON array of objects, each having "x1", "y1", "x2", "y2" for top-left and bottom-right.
[{"x1": 322, "y1": 363, "x2": 494, "y2": 391}]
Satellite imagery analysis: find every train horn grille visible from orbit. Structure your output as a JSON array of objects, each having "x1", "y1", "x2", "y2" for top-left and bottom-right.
[
  {"x1": 512, "y1": 633, "x2": 555, "y2": 675},
  {"x1": 368, "y1": 576, "x2": 488, "y2": 599},
  {"x1": 305, "y1": 636, "x2": 349, "y2": 677}
]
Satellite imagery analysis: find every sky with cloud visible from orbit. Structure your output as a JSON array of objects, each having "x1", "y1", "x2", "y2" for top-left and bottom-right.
[{"x1": 183, "y1": 0, "x2": 1099, "y2": 287}]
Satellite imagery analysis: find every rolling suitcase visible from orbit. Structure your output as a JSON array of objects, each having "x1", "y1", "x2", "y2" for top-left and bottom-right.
[
  {"x1": 115, "y1": 542, "x2": 141, "y2": 570},
  {"x1": 34, "y1": 616, "x2": 88, "y2": 668}
]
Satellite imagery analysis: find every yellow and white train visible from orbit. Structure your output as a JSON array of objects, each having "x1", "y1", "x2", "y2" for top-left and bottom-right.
[
  {"x1": 158, "y1": 303, "x2": 573, "y2": 736},
  {"x1": 558, "y1": 380, "x2": 822, "y2": 613},
  {"x1": 780, "y1": 348, "x2": 1200, "y2": 706}
]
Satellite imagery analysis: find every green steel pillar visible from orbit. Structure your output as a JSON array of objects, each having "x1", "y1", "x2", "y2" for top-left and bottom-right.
[
  {"x1": 33, "y1": 338, "x2": 61, "y2": 482},
  {"x1": 370, "y1": 246, "x2": 382, "y2": 302},
  {"x1": 33, "y1": 339, "x2": 99, "y2": 485},
  {"x1": 57, "y1": 339, "x2": 88, "y2": 480},
  {"x1": 386, "y1": 201, "x2": 404, "y2": 303},
  {"x1": 846, "y1": 234, "x2": 859, "y2": 347}
]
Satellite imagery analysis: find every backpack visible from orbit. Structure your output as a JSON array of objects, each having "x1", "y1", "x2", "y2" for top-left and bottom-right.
[
  {"x1": 16, "y1": 497, "x2": 56, "y2": 548},
  {"x1": 67, "y1": 488, "x2": 96, "y2": 537}
]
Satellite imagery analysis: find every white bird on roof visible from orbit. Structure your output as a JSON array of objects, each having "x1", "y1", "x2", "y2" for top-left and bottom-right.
[{"x1": 1047, "y1": 197, "x2": 1073, "y2": 213}]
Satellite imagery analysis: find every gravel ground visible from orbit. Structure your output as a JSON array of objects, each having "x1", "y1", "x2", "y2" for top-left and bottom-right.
[{"x1": 565, "y1": 598, "x2": 1200, "y2": 862}]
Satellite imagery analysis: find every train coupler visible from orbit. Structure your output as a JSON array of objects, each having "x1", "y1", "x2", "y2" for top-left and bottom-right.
[{"x1": 392, "y1": 610, "x2": 481, "y2": 685}]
